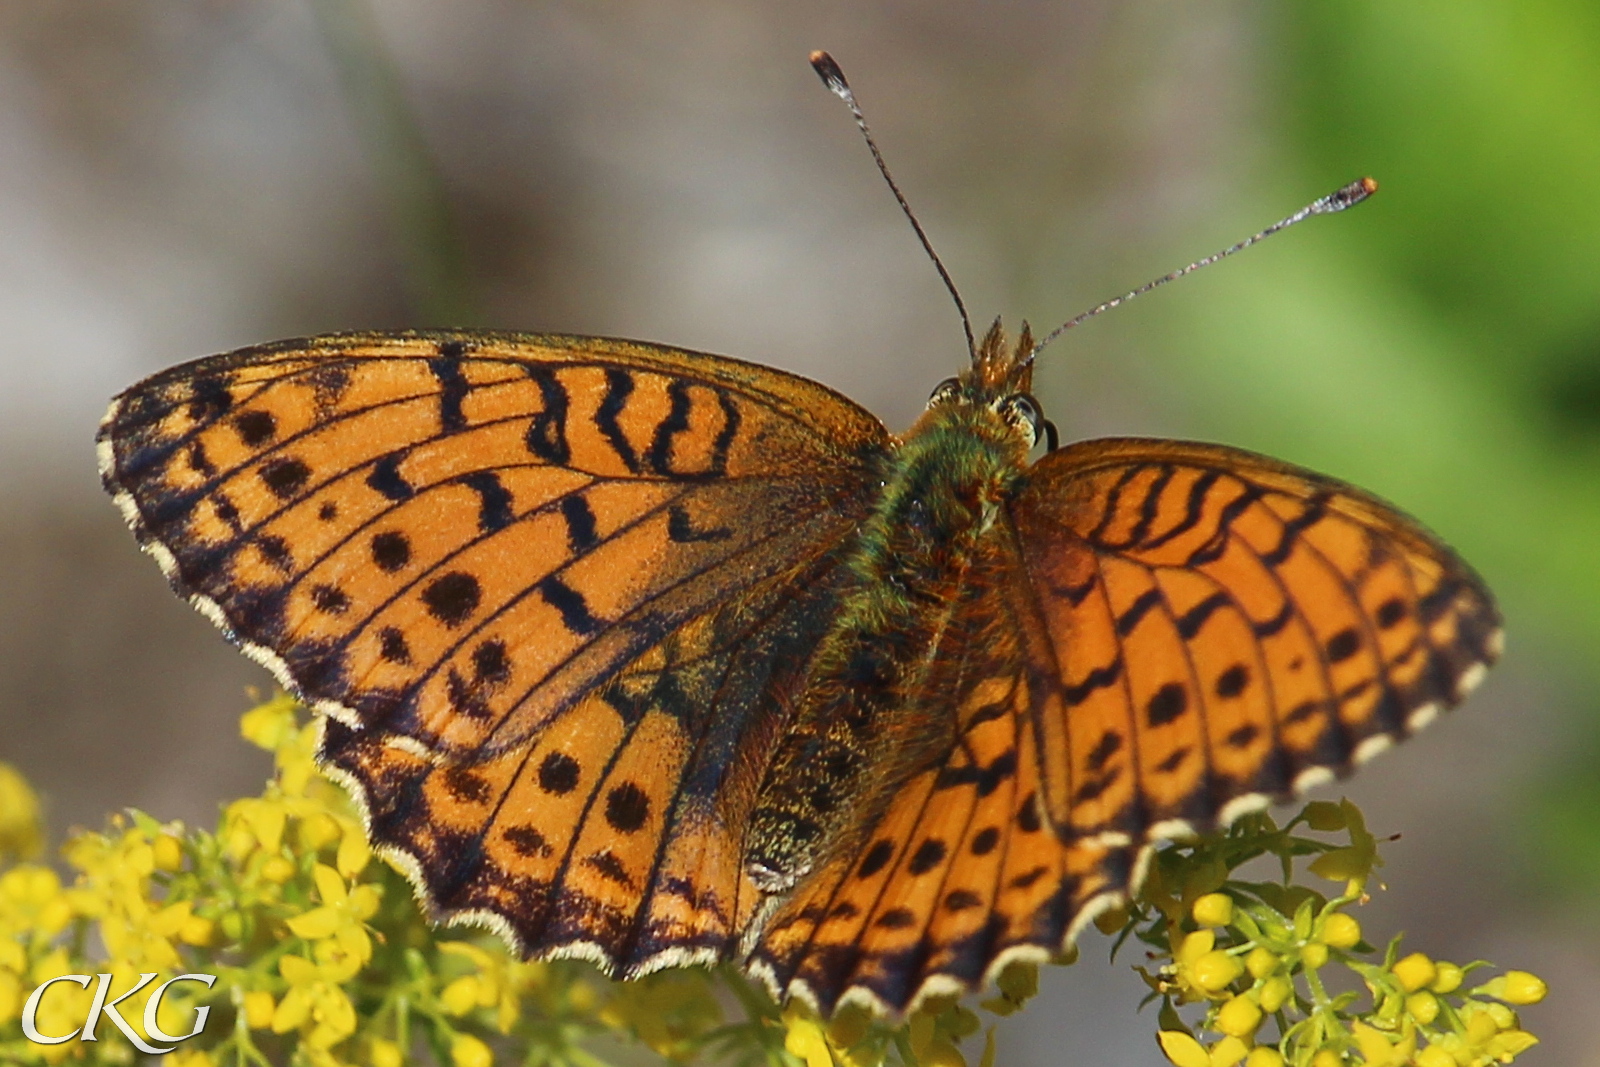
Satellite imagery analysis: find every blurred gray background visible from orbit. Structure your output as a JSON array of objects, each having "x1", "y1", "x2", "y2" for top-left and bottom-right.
[{"x1": 2, "y1": 2, "x2": 1597, "y2": 1064}]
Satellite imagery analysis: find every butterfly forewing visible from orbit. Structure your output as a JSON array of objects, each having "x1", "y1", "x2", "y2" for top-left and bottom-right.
[
  {"x1": 99, "y1": 330, "x2": 890, "y2": 971},
  {"x1": 1008, "y1": 438, "x2": 1501, "y2": 841}
]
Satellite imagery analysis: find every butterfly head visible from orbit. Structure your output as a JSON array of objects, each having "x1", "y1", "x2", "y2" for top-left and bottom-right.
[{"x1": 922, "y1": 318, "x2": 1049, "y2": 451}]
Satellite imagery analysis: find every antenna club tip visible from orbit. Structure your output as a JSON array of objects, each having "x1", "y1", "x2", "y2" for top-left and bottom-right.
[
  {"x1": 1313, "y1": 176, "x2": 1380, "y2": 215},
  {"x1": 809, "y1": 51, "x2": 850, "y2": 94}
]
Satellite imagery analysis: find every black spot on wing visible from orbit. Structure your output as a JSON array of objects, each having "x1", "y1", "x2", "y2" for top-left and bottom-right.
[
  {"x1": 1376, "y1": 597, "x2": 1408, "y2": 629},
  {"x1": 1116, "y1": 589, "x2": 1163, "y2": 636},
  {"x1": 429, "y1": 342, "x2": 469, "y2": 434},
  {"x1": 559, "y1": 494, "x2": 599, "y2": 553},
  {"x1": 1063, "y1": 656, "x2": 1123, "y2": 706},
  {"x1": 504, "y1": 825, "x2": 552, "y2": 857},
  {"x1": 310, "y1": 584, "x2": 350, "y2": 615},
  {"x1": 1143, "y1": 469, "x2": 1223, "y2": 548},
  {"x1": 858, "y1": 839, "x2": 895, "y2": 878},
  {"x1": 1146, "y1": 682, "x2": 1188, "y2": 727},
  {"x1": 707, "y1": 388, "x2": 741, "y2": 477},
  {"x1": 422, "y1": 572, "x2": 481, "y2": 627},
  {"x1": 1260, "y1": 494, "x2": 1331, "y2": 567},
  {"x1": 471, "y1": 639, "x2": 511, "y2": 684},
  {"x1": 667, "y1": 504, "x2": 732, "y2": 543},
  {"x1": 595, "y1": 369, "x2": 640, "y2": 473},
  {"x1": 538, "y1": 751, "x2": 580, "y2": 795},
  {"x1": 233, "y1": 409, "x2": 277, "y2": 447},
  {"x1": 368, "y1": 451, "x2": 414, "y2": 501},
  {"x1": 186, "y1": 373, "x2": 233, "y2": 421},
  {"x1": 1253, "y1": 601, "x2": 1294, "y2": 638},
  {"x1": 378, "y1": 626, "x2": 412, "y2": 664},
  {"x1": 371, "y1": 530, "x2": 411, "y2": 572},
  {"x1": 1325, "y1": 627, "x2": 1361, "y2": 664},
  {"x1": 1086, "y1": 731, "x2": 1122, "y2": 774},
  {"x1": 907, "y1": 839, "x2": 947, "y2": 875},
  {"x1": 523, "y1": 365, "x2": 570, "y2": 464},
  {"x1": 536, "y1": 575, "x2": 602, "y2": 636},
  {"x1": 1176, "y1": 592, "x2": 1232, "y2": 639},
  {"x1": 259, "y1": 457, "x2": 311, "y2": 499},
  {"x1": 459, "y1": 471, "x2": 514, "y2": 532},
  {"x1": 647, "y1": 380, "x2": 694, "y2": 477},
  {"x1": 1214, "y1": 663, "x2": 1250, "y2": 699},
  {"x1": 604, "y1": 782, "x2": 650, "y2": 833}
]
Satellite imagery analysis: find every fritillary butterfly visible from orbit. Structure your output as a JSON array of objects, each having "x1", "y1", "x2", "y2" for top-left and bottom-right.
[{"x1": 97, "y1": 59, "x2": 1499, "y2": 1019}]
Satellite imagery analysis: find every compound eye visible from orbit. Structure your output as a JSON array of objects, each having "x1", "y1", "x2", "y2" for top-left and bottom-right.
[
  {"x1": 926, "y1": 377, "x2": 962, "y2": 408},
  {"x1": 1000, "y1": 393, "x2": 1044, "y2": 446}
]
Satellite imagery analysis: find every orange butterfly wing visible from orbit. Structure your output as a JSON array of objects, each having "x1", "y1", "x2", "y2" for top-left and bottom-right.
[
  {"x1": 98, "y1": 330, "x2": 890, "y2": 973},
  {"x1": 1009, "y1": 438, "x2": 1500, "y2": 842},
  {"x1": 749, "y1": 435, "x2": 1500, "y2": 1016},
  {"x1": 748, "y1": 534, "x2": 1129, "y2": 1015}
]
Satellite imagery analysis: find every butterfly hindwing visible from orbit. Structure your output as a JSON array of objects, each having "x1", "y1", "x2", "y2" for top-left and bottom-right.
[
  {"x1": 747, "y1": 539, "x2": 1133, "y2": 1016},
  {"x1": 1008, "y1": 437, "x2": 1502, "y2": 841}
]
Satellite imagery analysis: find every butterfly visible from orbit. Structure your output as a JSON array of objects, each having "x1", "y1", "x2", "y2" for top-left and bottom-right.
[{"x1": 96, "y1": 56, "x2": 1499, "y2": 1019}]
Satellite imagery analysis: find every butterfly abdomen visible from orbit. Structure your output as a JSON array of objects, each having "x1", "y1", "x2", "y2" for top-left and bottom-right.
[{"x1": 745, "y1": 404, "x2": 1031, "y2": 892}]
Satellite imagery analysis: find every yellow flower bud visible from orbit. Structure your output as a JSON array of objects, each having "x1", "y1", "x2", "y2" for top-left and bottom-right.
[
  {"x1": 996, "y1": 961, "x2": 1039, "y2": 1003},
  {"x1": 1496, "y1": 971, "x2": 1548, "y2": 1006},
  {"x1": 1245, "y1": 947, "x2": 1279, "y2": 980},
  {"x1": 1094, "y1": 904, "x2": 1130, "y2": 936},
  {"x1": 1215, "y1": 995, "x2": 1262, "y2": 1037},
  {"x1": 337, "y1": 831, "x2": 372, "y2": 878},
  {"x1": 1210, "y1": 1035, "x2": 1249, "y2": 1067},
  {"x1": 1429, "y1": 962, "x2": 1463, "y2": 994},
  {"x1": 1393, "y1": 953, "x2": 1437, "y2": 993},
  {"x1": 1486, "y1": 1029, "x2": 1539, "y2": 1060},
  {"x1": 923, "y1": 1037, "x2": 967, "y2": 1067},
  {"x1": 785, "y1": 1015, "x2": 832, "y2": 1067},
  {"x1": 1319, "y1": 913, "x2": 1360, "y2": 950},
  {"x1": 298, "y1": 814, "x2": 342, "y2": 852},
  {"x1": 1309, "y1": 1050, "x2": 1342, "y2": 1067},
  {"x1": 1414, "y1": 1045, "x2": 1454, "y2": 1067},
  {"x1": 451, "y1": 1033, "x2": 493, "y2": 1067},
  {"x1": 243, "y1": 990, "x2": 276, "y2": 1029},
  {"x1": 1157, "y1": 1030, "x2": 1211, "y2": 1067},
  {"x1": 260, "y1": 855, "x2": 297, "y2": 884},
  {"x1": 370, "y1": 1037, "x2": 405, "y2": 1067},
  {"x1": 1465, "y1": 1006, "x2": 1498, "y2": 1046},
  {"x1": 1258, "y1": 976, "x2": 1293, "y2": 1014},
  {"x1": 1193, "y1": 893, "x2": 1234, "y2": 928},
  {"x1": 1179, "y1": 930, "x2": 1216, "y2": 961},
  {"x1": 1245, "y1": 1048, "x2": 1284, "y2": 1067},
  {"x1": 1303, "y1": 801, "x2": 1347, "y2": 831},
  {"x1": 1299, "y1": 943, "x2": 1328, "y2": 970},
  {"x1": 179, "y1": 915, "x2": 216, "y2": 946},
  {"x1": 152, "y1": 834, "x2": 185, "y2": 872},
  {"x1": 442, "y1": 976, "x2": 482, "y2": 1016},
  {"x1": 1406, "y1": 991, "x2": 1439, "y2": 1026},
  {"x1": 1192, "y1": 951, "x2": 1245, "y2": 994},
  {"x1": 1485, "y1": 1003, "x2": 1516, "y2": 1030}
]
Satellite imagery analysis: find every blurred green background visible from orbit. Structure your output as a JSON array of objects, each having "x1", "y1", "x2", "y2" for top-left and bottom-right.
[{"x1": 0, "y1": 2, "x2": 1594, "y2": 1063}]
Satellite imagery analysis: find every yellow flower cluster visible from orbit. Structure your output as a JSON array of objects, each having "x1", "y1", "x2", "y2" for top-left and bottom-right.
[
  {"x1": 0, "y1": 699, "x2": 1549, "y2": 1067},
  {"x1": 1145, "y1": 801, "x2": 1546, "y2": 1067}
]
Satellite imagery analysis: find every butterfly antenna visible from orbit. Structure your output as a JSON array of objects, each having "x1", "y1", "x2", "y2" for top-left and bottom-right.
[
  {"x1": 1026, "y1": 177, "x2": 1379, "y2": 365},
  {"x1": 811, "y1": 50, "x2": 976, "y2": 361}
]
